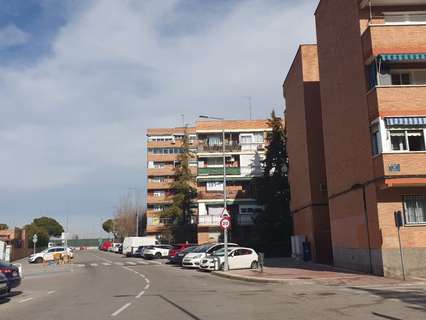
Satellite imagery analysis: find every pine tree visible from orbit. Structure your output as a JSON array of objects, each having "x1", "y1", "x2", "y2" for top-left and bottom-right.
[
  {"x1": 162, "y1": 127, "x2": 197, "y2": 224},
  {"x1": 253, "y1": 110, "x2": 292, "y2": 257}
]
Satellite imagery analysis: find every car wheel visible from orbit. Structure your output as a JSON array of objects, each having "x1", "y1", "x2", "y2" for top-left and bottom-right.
[
  {"x1": 250, "y1": 261, "x2": 259, "y2": 269},
  {"x1": 35, "y1": 257, "x2": 44, "y2": 264},
  {"x1": 155, "y1": 252, "x2": 162, "y2": 259}
]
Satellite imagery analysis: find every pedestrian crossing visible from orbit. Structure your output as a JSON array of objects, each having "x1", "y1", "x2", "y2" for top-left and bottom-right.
[{"x1": 75, "y1": 260, "x2": 164, "y2": 268}]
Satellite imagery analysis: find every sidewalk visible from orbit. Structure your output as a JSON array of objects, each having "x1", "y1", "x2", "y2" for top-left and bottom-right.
[{"x1": 212, "y1": 258, "x2": 426, "y2": 287}]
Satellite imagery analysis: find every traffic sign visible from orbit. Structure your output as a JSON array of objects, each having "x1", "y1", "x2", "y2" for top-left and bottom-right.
[
  {"x1": 220, "y1": 217, "x2": 231, "y2": 230},
  {"x1": 221, "y1": 208, "x2": 230, "y2": 218},
  {"x1": 32, "y1": 234, "x2": 38, "y2": 244}
]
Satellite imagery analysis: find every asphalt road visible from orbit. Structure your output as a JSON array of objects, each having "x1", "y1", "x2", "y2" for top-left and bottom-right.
[{"x1": 1, "y1": 250, "x2": 425, "y2": 320}]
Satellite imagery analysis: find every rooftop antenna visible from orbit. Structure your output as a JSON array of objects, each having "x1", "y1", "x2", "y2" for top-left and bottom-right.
[{"x1": 243, "y1": 96, "x2": 252, "y2": 120}]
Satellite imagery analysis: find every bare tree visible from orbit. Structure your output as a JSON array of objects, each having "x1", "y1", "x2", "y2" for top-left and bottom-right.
[{"x1": 112, "y1": 192, "x2": 146, "y2": 239}]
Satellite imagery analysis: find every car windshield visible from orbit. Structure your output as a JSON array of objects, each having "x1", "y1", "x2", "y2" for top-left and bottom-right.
[
  {"x1": 180, "y1": 246, "x2": 196, "y2": 254},
  {"x1": 213, "y1": 248, "x2": 233, "y2": 256},
  {"x1": 192, "y1": 244, "x2": 211, "y2": 253}
]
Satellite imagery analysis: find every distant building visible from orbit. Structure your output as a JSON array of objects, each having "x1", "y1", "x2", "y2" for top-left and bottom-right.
[{"x1": 0, "y1": 227, "x2": 29, "y2": 261}]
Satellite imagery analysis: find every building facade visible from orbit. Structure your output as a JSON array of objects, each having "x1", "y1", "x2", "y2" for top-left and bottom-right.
[
  {"x1": 286, "y1": 0, "x2": 426, "y2": 277},
  {"x1": 146, "y1": 120, "x2": 271, "y2": 245},
  {"x1": 283, "y1": 45, "x2": 333, "y2": 264},
  {"x1": 146, "y1": 127, "x2": 197, "y2": 236}
]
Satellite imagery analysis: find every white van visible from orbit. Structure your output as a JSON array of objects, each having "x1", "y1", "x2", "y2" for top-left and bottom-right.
[{"x1": 122, "y1": 236, "x2": 159, "y2": 257}]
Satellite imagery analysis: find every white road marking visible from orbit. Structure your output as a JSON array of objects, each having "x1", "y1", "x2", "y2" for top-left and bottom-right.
[
  {"x1": 149, "y1": 260, "x2": 161, "y2": 265},
  {"x1": 90, "y1": 263, "x2": 98, "y2": 267},
  {"x1": 137, "y1": 261, "x2": 148, "y2": 265},
  {"x1": 144, "y1": 284, "x2": 150, "y2": 290},
  {"x1": 135, "y1": 290, "x2": 145, "y2": 299},
  {"x1": 114, "y1": 262, "x2": 124, "y2": 266},
  {"x1": 47, "y1": 290, "x2": 56, "y2": 295},
  {"x1": 18, "y1": 297, "x2": 33, "y2": 304},
  {"x1": 145, "y1": 279, "x2": 150, "y2": 284},
  {"x1": 102, "y1": 262, "x2": 111, "y2": 266},
  {"x1": 77, "y1": 264, "x2": 85, "y2": 267},
  {"x1": 111, "y1": 302, "x2": 132, "y2": 317},
  {"x1": 126, "y1": 261, "x2": 136, "y2": 265}
]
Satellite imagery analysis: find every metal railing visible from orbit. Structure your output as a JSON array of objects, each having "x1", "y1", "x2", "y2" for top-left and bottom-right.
[{"x1": 197, "y1": 142, "x2": 265, "y2": 153}]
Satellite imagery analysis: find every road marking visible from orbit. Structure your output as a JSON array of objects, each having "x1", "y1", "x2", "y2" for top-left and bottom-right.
[
  {"x1": 102, "y1": 262, "x2": 111, "y2": 266},
  {"x1": 18, "y1": 297, "x2": 33, "y2": 304},
  {"x1": 144, "y1": 284, "x2": 150, "y2": 290},
  {"x1": 137, "y1": 261, "x2": 148, "y2": 265},
  {"x1": 135, "y1": 290, "x2": 145, "y2": 299},
  {"x1": 150, "y1": 260, "x2": 162, "y2": 265},
  {"x1": 90, "y1": 263, "x2": 98, "y2": 267},
  {"x1": 126, "y1": 262, "x2": 136, "y2": 265},
  {"x1": 47, "y1": 290, "x2": 56, "y2": 295},
  {"x1": 77, "y1": 264, "x2": 85, "y2": 267},
  {"x1": 146, "y1": 279, "x2": 150, "y2": 284},
  {"x1": 114, "y1": 262, "x2": 124, "y2": 266},
  {"x1": 111, "y1": 302, "x2": 132, "y2": 317}
]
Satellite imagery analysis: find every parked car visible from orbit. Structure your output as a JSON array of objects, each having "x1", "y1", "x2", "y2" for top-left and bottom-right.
[
  {"x1": 0, "y1": 261, "x2": 21, "y2": 291},
  {"x1": 199, "y1": 247, "x2": 259, "y2": 271},
  {"x1": 100, "y1": 240, "x2": 112, "y2": 251},
  {"x1": 182, "y1": 243, "x2": 238, "y2": 268},
  {"x1": 168, "y1": 245, "x2": 197, "y2": 264},
  {"x1": 28, "y1": 246, "x2": 73, "y2": 263},
  {"x1": 122, "y1": 236, "x2": 159, "y2": 257},
  {"x1": 168, "y1": 243, "x2": 196, "y2": 259},
  {"x1": 142, "y1": 245, "x2": 173, "y2": 259},
  {"x1": 0, "y1": 273, "x2": 9, "y2": 298},
  {"x1": 109, "y1": 243, "x2": 121, "y2": 253}
]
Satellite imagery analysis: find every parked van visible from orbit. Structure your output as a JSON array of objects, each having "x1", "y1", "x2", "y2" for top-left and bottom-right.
[{"x1": 122, "y1": 236, "x2": 159, "y2": 257}]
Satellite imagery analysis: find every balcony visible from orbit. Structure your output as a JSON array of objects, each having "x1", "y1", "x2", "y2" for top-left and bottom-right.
[
  {"x1": 367, "y1": 85, "x2": 426, "y2": 121},
  {"x1": 373, "y1": 152, "x2": 426, "y2": 186},
  {"x1": 197, "y1": 167, "x2": 241, "y2": 176},
  {"x1": 362, "y1": 24, "x2": 426, "y2": 62},
  {"x1": 147, "y1": 167, "x2": 176, "y2": 176},
  {"x1": 198, "y1": 189, "x2": 254, "y2": 200},
  {"x1": 197, "y1": 142, "x2": 265, "y2": 154},
  {"x1": 197, "y1": 215, "x2": 221, "y2": 226},
  {"x1": 146, "y1": 195, "x2": 173, "y2": 204},
  {"x1": 147, "y1": 181, "x2": 172, "y2": 190},
  {"x1": 147, "y1": 154, "x2": 179, "y2": 162}
]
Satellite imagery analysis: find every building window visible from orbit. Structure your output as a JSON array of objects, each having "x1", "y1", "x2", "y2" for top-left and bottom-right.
[
  {"x1": 371, "y1": 124, "x2": 380, "y2": 155},
  {"x1": 153, "y1": 191, "x2": 165, "y2": 197},
  {"x1": 384, "y1": 12, "x2": 426, "y2": 25},
  {"x1": 404, "y1": 196, "x2": 426, "y2": 224},
  {"x1": 390, "y1": 130, "x2": 425, "y2": 151},
  {"x1": 391, "y1": 73, "x2": 411, "y2": 85}
]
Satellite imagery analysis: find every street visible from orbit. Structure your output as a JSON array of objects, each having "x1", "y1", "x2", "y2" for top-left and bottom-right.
[{"x1": 0, "y1": 250, "x2": 425, "y2": 320}]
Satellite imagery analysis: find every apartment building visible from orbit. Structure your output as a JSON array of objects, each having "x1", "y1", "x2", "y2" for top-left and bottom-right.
[
  {"x1": 146, "y1": 127, "x2": 197, "y2": 236},
  {"x1": 283, "y1": 45, "x2": 333, "y2": 264},
  {"x1": 285, "y1": 0, "x2": 426, "y2": 277},
  {"x1": 146, "y1": 120, "x2": 271, "y2": 244},
  {"x1": 195, "y1": 120, "x2": 270, "y2": 244}
]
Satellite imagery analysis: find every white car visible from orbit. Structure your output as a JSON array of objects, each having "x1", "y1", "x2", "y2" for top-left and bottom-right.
[
  {"x1": 182, "y1": 243, "x2": 238, "y2": 268},
  {"x1": 199, "y1": 247, "x2": 259, "y2": 271},
  {"x1": 142, "y1": 245, "x2": 173, "y2": 259},
  {"x1": 109, "y1": 243, "x2": 121, "y2": 253},
  {"x1": 28, "y1": 246, "x2": 73, "y2": 263}
]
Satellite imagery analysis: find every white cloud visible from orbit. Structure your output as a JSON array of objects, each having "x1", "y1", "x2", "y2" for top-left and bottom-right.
[
  {"x1": 0, "y1": 24, "x2": 30, "y2": 49},
  {"x1": 0, "y1": 0, "x2": 317, "y2": 231}
]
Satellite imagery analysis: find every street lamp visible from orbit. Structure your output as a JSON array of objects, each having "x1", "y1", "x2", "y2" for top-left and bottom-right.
[{"x1": 199, "y1": 115, "x2": 229, "y2": 271}]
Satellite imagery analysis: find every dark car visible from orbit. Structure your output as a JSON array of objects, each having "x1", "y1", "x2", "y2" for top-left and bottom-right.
[
  {"x1": 0, "y1": 262, "x2": 21, "y2": 291},
  {"x1": 0, "y1": 273, "x2": 9, "y2": 298},
  {"x1": 168, "y1": 243, "x2": 197, "y2": 259},
  {"x1": 168, "y1": 245, "x2": 197, "y2": 265}
]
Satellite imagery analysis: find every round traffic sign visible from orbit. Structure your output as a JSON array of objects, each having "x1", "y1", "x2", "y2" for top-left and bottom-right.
[
  {"x1": 220, "y1": 217, "x2": 231, "y2": 230},
  {"x1": 32, "y1": 234, "x2": 38, "y2": 243}
]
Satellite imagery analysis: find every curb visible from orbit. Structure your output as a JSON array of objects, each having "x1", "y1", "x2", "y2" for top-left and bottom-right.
[{"x1": 211, "y1": 271, "x2": 308, "y2": 284}]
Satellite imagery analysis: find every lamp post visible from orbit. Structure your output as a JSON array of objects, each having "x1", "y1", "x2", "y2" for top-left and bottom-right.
[{"x1": 199, "y1": 115, "x2": 229, "y2": 271}]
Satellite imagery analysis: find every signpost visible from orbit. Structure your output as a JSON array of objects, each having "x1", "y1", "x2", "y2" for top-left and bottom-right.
[
  {"x1": 394, "y1": 211, "x2": 406, "y2": 281},
  {"x1": 32, "y1": 234, "x2": 38, "y2": 255}
]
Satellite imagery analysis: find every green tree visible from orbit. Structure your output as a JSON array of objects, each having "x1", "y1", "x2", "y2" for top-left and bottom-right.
[
  {"x1": 253, "y1": 110, "x2": 293, "y2": 257},
  {"x1": 102, "y1": 219, "x2": 114, "y2": 234},
  {"x1": 33, "y1": 216, "x2": 64, "y2": 238},
  {"x1": 162, "y1": 127, "x2": 197, "y2": 224},
  {"x1": 25, "y1": 223, "x2": 50, "y2": 248},
  {"x1": 0, "y1": 223, "x2": 8, "y2": 230}
]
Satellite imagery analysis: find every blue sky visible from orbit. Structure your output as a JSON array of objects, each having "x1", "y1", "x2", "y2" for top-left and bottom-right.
[{"x1": 0, "y1": 0, "x2": 317, "y2": 237}]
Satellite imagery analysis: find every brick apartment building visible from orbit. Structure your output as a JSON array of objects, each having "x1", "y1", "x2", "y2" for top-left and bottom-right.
[
  {"x1": 146, "y1": 126, "x2": 198, "y2": 236},
  {"x1": 285, "y1": 0, "x2": 426, "y2": 277},
  {"x1": 146, "y1": 120, "x2": 271, "y2": 245}
]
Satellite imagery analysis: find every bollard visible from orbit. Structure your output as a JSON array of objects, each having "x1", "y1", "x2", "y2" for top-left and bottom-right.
[{"x1": 259, "y1": 252, "x2": 264, "y2": 273}]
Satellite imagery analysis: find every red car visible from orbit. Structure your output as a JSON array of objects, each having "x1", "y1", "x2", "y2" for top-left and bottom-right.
[
  {"x1": 100, "y1": 240, "x2": 112, "y2": 251},
  {"x1": 168, "y1": 243, "x2": 196, "y2": 259}
]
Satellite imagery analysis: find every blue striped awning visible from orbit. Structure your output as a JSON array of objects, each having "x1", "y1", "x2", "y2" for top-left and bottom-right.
[
  {"x1": 379, "y1": 53, "x2": 426, "y2": 63},
  {"x1": 385, "y1": 117, "x2": 426, "y2": 126}
]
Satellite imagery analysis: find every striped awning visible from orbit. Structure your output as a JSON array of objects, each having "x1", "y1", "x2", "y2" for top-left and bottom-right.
[
  {"x1": 379, "y1": 53, "x2": 426, "y2": 63},
  {"x1": 385, "y1": 117, "x2": 426, "y2": 126}
]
